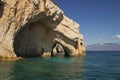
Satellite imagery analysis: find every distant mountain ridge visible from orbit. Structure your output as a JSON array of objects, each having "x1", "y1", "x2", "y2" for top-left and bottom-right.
[{"x1": 86, "y1": 43, "x2": 120, "y2": 51}]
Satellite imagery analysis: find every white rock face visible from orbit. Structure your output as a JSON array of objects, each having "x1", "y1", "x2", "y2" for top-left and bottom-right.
[{"x1": 0, "y1": 0, "x2": 85, "y2": 60}]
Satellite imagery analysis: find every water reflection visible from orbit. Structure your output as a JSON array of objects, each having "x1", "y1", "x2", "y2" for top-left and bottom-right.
[
  {"x1": 0, "y1": 57, "x2": 85, "y2": 80},
  {"x1": 0, "y1": 61, "x2": 15, "y2": 80}
]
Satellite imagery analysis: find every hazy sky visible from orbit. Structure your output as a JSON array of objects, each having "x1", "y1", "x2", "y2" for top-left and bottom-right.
[{"x1": 54, "y1": 0, "x2": 120, "y2": 45}]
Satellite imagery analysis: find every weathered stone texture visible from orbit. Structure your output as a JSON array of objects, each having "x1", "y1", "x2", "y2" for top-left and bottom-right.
[{"x1": 0, "y1": 0, "x2": 85, "y2": 60}]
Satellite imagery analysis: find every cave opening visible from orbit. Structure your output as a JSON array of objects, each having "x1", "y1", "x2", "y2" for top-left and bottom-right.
[
  {"x1": 0, "y1": 1, "x2": 5, "y2": 18},
  {"x1": 13, "y1": 5, "x2": 64, "y2": 58},
  {"x1": 51, "y1": 43, "x2": 70, "y2": 57},
  {"x1": 13, "y1": 22, "x2": 47, "y2": 58},
  {"x1": 80, "y1": 42, "x2": 83, "y2": 46}
]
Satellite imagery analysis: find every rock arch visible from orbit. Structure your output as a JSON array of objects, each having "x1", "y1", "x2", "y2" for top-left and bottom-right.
[
  {"x1": 51, "y1": 43, "x2": 65, "y2": 57},
  {"x1": 0, "y1": 0, "x2": 85, "y2": 60}
]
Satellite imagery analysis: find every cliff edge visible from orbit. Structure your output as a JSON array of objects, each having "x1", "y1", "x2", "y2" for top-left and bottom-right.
[{"x1": 0, "y1": 0, "x2": 85, "y2": 60}]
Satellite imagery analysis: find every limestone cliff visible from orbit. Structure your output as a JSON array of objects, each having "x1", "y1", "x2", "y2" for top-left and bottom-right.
[{"x1": 0, "y1": 0, "x2": 85, "y2": 60}]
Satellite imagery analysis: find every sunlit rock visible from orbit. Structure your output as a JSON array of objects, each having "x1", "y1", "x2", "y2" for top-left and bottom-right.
[{"x1": 0, "y1": 0, "x2": 85, "y2": 60}]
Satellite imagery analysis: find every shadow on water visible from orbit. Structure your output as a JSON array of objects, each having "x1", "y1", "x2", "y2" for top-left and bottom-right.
[
  {"x1": 0, "y1": 57, "x2": 85, "y2": 80},
  {"x1": 0, "y1": 61, "x2": 15, "y2": 80}
]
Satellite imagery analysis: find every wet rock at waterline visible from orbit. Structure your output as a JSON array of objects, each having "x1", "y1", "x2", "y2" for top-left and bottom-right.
[{"x1": 0, "y1": 0, "x2": 85, "y2": 60}]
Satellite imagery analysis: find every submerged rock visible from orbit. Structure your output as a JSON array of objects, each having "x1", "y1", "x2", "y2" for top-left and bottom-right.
[{"x1": 0, "y1": 0, "x2": 85, "y2": 60}]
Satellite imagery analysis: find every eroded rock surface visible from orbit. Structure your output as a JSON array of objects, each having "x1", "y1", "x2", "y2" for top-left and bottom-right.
[{"x1": 0, "y1": 0, "x2": 85, "y2": 60}]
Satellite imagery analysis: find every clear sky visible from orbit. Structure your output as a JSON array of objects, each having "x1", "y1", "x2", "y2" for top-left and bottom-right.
[{"x1": 54, "y1": 0, "x2": 120, "y2": 45}]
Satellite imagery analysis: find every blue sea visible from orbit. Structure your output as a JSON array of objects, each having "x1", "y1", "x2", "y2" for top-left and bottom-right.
[{"x1": 0, "y1": 51, "x2": 120, "y2": 80}]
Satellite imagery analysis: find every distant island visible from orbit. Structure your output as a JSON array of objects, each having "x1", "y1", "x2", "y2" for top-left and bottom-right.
[{"x1": 86, "y1": 43, "x2": 120, "y2": 51}]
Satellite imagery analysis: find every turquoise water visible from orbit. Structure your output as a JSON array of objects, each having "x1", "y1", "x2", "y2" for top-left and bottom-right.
[{"x1": 0, "y1": 51, "x2": 120, "y2": 80}]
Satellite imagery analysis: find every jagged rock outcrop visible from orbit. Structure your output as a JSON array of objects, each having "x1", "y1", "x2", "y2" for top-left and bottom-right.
[{"x1": 0, "y1": 0, "x2": 85, "y2": 60}]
